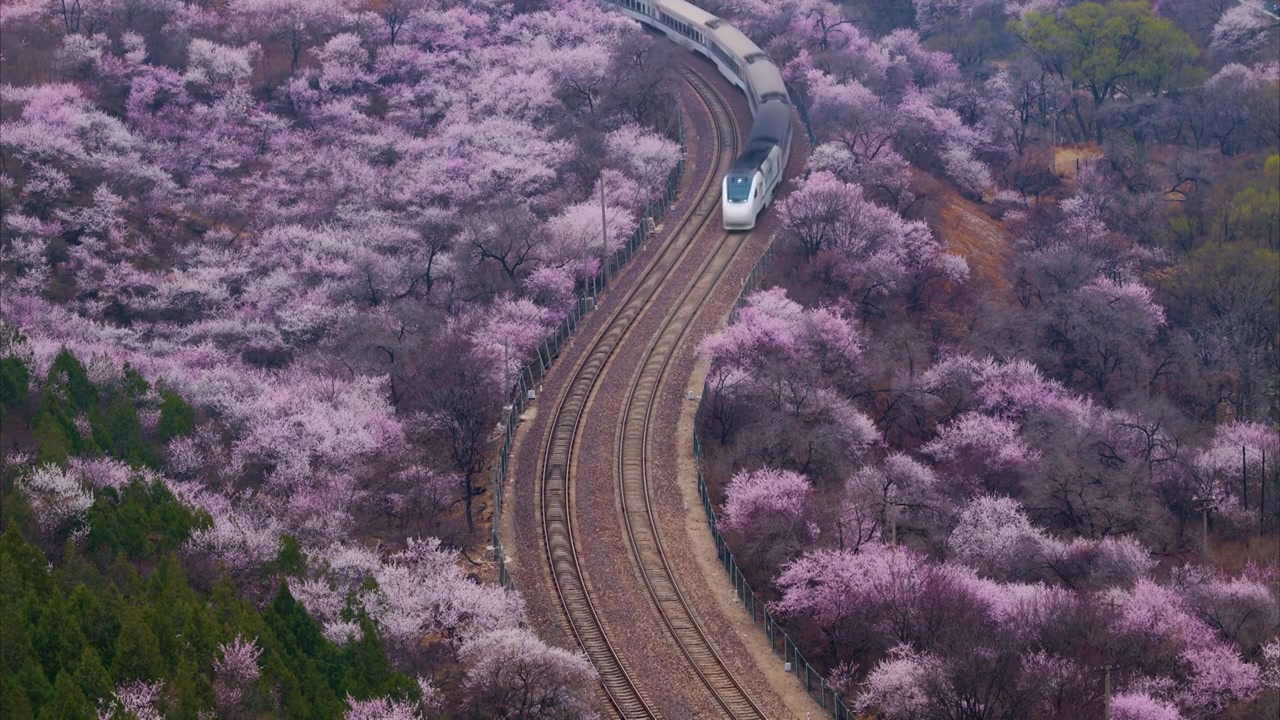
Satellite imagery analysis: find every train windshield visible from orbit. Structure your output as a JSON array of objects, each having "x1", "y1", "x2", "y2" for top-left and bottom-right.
[{"x1": 726, "y1": 174, "x2": 753, "y2": 203}]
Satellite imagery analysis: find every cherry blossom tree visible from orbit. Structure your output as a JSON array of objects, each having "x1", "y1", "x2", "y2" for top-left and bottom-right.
[
  {"x1": 459, "y1": 627, "x2": 597, "y2": 719},
  {"x1": 603, "y1": 123, "x2": 682, "y2": 210},
  {"x1": 372, "y1": 0, "x2": 431, "y2": 45},
  {"x1": 20, "y1": 463, "x2": 94, "y2": 534},
  {"x1": 344, "y1": 696, "x2": 421, "y2": 720},
  {"x1": 100, "y1": 680, "x2": 164, "y2": 720},
  {"x1": 776, "y1": 172, "x2": 966, "y2": 310},
  {"x1": 1211, "y1": 3, "x2": 1280, "y2": 59},
  {"x1": 947, "y1": 495, "x2": 1050, "y2": 579},
  {"x1": 1181, "y1": 571, "x2": 1280, "y2": 651},
  {"x1": 1040, "y1": 535, "x2": 1155, "y2": 590},
  {"x1": 185, "y1": 38, "x2": 260, "y2": 91},
  {"x1": 777, "y1": 171, "x2": 870, "y2": 260},
  {"x1": 1108, "y1": 578, "x2": 1220, "y2": 669},
  {"x1": 842, "y1": 452, "x2": 942, "y2": 548},
  {"x1": 1177, "y1": 643, "x2": 1263, "y2": 717},
  {"x1": 212, "y1": 634, "x2": 262, "y2": 714},
  {"x1": 1194, "y1": 421, "x2": 1280, "y2": 523},
  {"x1": 1110, "y1": 692, "x2": 1183, "y2": 720},
  {"x1": 1191, "y1": 63, "x2": 1280, "y2": 154},
  {"x1": 522, "y1": 266, "x2": 577, "y2": 321},
  {"x1": 854, "y1": 645, "x2": 949, "y2": 720},
  {"x1": 231, "y1": 0, "x2": 349, "y2": 71},
  {"x1": 719, "y1": 467, "x2": 818, "y2": 565},
  {"x1": 921, "y1": 412, "x2": 1037, "y2": 495},
  {"x1": 293, "y1": 538, "x2": 523, "y2": 666},
  {"x1": 772, "y1": 543, "x2": 933, "y2": 664},
  {"x1": 1262, "y1": 639, "x2": 1280, "y2": 689},
  {"x1": 803, "y1": 71, "x2": 914, "y2": 207},
  {"x1": 699, "y1": 288, "x2": 875, "y2": 478}
]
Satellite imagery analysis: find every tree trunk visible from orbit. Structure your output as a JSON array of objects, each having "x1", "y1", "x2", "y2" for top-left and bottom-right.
[{"x1": 464, "y1": 473, "x2": 475, "y2": 531}]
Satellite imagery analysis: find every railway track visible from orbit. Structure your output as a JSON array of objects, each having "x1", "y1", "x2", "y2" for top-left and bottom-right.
[
  {"x1": 539, "y1": 68, "x2": 763, "y2": 718},
  {"x1": 614, "y1": 109, "x2": 767, "y2": 720}
]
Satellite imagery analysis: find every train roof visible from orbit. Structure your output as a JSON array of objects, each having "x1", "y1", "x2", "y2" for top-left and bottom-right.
[
  {"x1": 706, "y1": 20, "x2": 758, "y2": 60},
  {"x1": 655, "y1": 0, "x2": 718, "y2": 27},
  {"x1": 747, "y1": 101, "x2": 791, "y2": 144},
  {"x1": 730, "y1": 102, "x2": 791, "y2": 174},
  {"x1": 743, "y1": 58, "x2": 787, "y2": 100},
  {"x1": 729, "y1": 142, "x2": 773, "y2": 174}
]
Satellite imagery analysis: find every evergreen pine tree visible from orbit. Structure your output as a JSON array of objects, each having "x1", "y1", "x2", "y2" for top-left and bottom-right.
[
  {"x1": 0, "y1": 678, "x2": 35, "y2": 720},
  {"x1": 109, "y1": 610, "x2": 164, "y2": 683},
  {"x1": 342, "y1": 616, "x2": 393, "y2": 699},
  {"x1": 68, "y1": 583, "x2": 122, "y2": 668},
  {"x1": 31, "y1": 586, "x2": 88, "y2": 683},
  {"x1": 120, "y1": 365, "x2": 149, "y2": 400},
  {"x1": 72, "y1": 646, "x2": 112, "y2": 705},
  {"x1": 0, "y1": 355, "x2": 30, "y2": 413},
  {"x1": 47, "y1": 350, "x2": 97, "y2": 412},
  {"x1": 37, "y1": 671, "x2": 95, "y2": 720},
  {"x1": 33, "y1": 412, "x2": 72, "y2": 466},
  {"x1": 0, "y1": 602, "x2": 50, "y2": 715},
  {"x1": 157, "y1": 389, "x2": 196, "y2": 443},
  {"x1": 273, "y1": 534, "x2": 306, "y2": 577}
]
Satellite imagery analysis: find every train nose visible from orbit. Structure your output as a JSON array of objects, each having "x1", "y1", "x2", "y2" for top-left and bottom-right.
[{"x1": 722, "y1": 201, "x2": 756, "y2": 230}]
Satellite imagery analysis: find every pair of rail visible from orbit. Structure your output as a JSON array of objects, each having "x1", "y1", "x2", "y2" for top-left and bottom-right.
[
  {"x1": 487, "y1": 72, "x2": 844, "y2": 717},
  {"x1": 489, "y1": 108, "x2": 686, "y2": 592}
]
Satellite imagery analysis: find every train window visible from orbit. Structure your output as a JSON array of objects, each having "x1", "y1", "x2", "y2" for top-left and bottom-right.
[
  {"x1": 709, "y1": 43, "x2": 739, "y2": 76},
  {"x1": 726, "y1": 175, "x2": 752, "y2": 203},
  {"x1": 656, "y1": 12, "x2": 705, "y2": 45}
]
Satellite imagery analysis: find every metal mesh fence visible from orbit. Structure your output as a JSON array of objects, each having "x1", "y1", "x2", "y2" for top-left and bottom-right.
[
  {"x1": 693, "y1": 243, "x2": 855, "y2": 719},
  {"x1": 786, "y1": 82, "x2": 816, "y2": 148},
  {"x1": 490, "y1": 107, "x2": 686, "y2": 591}
]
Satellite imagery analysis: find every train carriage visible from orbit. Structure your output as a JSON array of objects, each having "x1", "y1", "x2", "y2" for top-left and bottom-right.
[{"x1": 602, "y1": 0, "x2": 794, "y2": 230}]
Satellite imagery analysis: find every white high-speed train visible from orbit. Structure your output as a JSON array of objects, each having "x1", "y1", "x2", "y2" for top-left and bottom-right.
[{"x1": 605, "y1": 0, "x2": 793, "y2": 230}]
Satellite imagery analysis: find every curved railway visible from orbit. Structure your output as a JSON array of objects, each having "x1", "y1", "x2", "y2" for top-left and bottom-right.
[
  {"x1": 539, "y1": 68, "x2": 766, "y2": 717},
  {"x1": 614, "y1": 71, "x2": 767, "y2": 718}
]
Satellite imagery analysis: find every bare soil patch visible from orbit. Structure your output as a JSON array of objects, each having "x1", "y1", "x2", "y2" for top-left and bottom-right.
[
  {"x1": 913, "y1": 170, "x2": 1012, "y2": 294},
  {"x1": 1053, "y1": 143, "x2": 1104, "y2": 182}
]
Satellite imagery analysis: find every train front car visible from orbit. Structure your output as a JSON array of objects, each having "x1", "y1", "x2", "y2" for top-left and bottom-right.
[
  {"x1": 721, "y1": 101, "x2": 791, "y2": 230},
  {"x1": 721, "y1": 159, "x2": 764, "y2": 230}
]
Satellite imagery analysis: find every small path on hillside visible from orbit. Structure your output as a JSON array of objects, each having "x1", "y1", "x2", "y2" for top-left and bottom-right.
[{"x1": 913, "y1": 169, "x2": 1012, "y2": 294}]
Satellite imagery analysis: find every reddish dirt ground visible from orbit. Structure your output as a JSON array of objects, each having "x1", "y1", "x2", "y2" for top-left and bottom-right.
[{"x1": 913, "y1": 169, "x2": 1013, "y2": 295}]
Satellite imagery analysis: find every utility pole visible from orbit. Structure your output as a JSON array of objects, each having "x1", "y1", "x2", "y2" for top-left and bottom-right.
[
  {"x1": 1194, "y1": 495, "x2": 1214, "y2": 558},
  {"x1": 1050, "y1": 111, "x2": 1057, "y2": 173},
  {"x1": 1242, "y1": 445, "x2": 1249, "y2": 511},
  {"x1": 582, "y1": 210, "x2": 590, "y2": 301},
  {"x1": 1099, "y1": 664, "x2": 1116, "y2": 720},
  {"x1": 503, "y1": 339, "x2": 510, "y2": 397},
  {"x1": 1099, "y1": 596, "x2": 1119, "y2": 720},
  {"x1": 599, "y1": 164, "x2": 609, "y2": 287}
]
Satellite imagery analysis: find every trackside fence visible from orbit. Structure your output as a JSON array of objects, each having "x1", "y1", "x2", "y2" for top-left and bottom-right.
[
  {"x1": 693, "y1": 242, "x2": 854, "y2": 718},
  {"x1": 490, "y1": 107, "x2": 686, "y2": 591},
  {"x1": 786, "y1": 82, "x2": 816, "y2": 147}
]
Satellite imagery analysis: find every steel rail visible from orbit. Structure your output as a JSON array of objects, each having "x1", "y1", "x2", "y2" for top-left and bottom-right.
[
  {"x1": 538, "y1": 66, "x2": 740, "y2": 718},
  {"x1": 614, "y1": 70, "x2": 767, "y2": 719}
]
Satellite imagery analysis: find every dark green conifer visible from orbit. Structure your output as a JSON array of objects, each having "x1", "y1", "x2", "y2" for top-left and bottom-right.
[
  {"x1": 0, "y1": 355, "x2": 30, "y2": 413},
  {"x1": 72, "y1": 647, "x2": 112, "y2": 705},
  {"x1": 109, "y1": 610, "x2": 164, "y2": 683},
  {"x1": 157, "y1": 389, "x2": 196, "y2": 443},
  {"x1": 37, "y1": 671, "x2": 94, "y2": 720}
]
